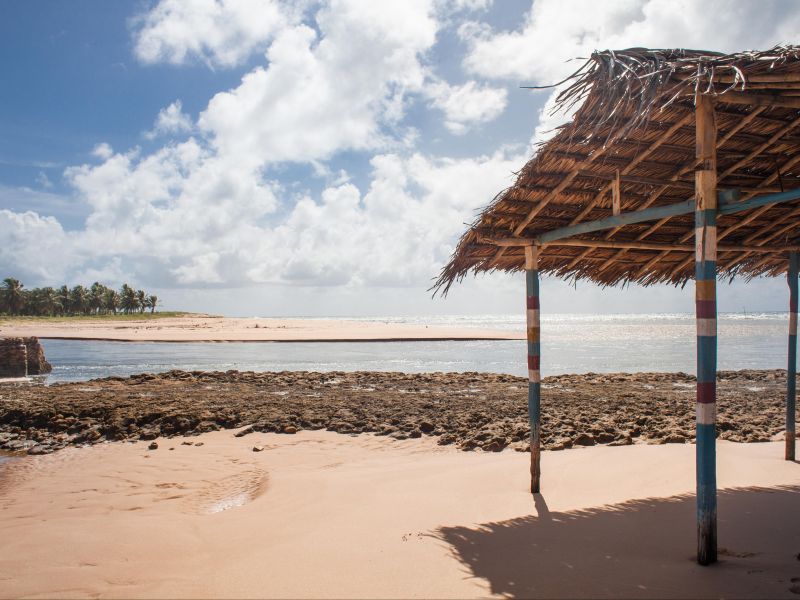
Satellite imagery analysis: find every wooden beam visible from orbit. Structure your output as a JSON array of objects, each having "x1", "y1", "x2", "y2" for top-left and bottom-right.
[
  {"x1": 668, "y1": 154, "x2": 800, "y2": 279},
  {"x1": 567, "y1": 108, "x2": 768, "y2": 273},
  {"x1": 695, "y1": 93, "x2": 717, "y2": 567},
  {"x1": 528, "y1": 186, "x2": 800, "y2": 247},
  {"x1": 566, "y1": 114, "x2": 694, "y2": 229},
  {"x1": 681, "y1": 73, "x2": 800, "y2": 84},
  {"x1": 525, "y1": 246, "x2": 541, "y2": 494},
  {"x1": 479, "y1": 235, "x2": 800, "y2": 254},
  {"x1": 720, "y1": 91, "x2": 800, "y2": 109},
  {"x1": 536, "y1": 200, "x2": 695, "y2": 244},
  {"x1": 612, "y1": 171, "x2": 621, "y2": 216},
  {"x1": 787, "y1": 252, "x2": 798, "y2": 462}
]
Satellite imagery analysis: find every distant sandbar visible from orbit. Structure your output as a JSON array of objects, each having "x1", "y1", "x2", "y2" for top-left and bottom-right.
[{"x1": 0, "y1": 314, "x2": 524, "y2": 343}]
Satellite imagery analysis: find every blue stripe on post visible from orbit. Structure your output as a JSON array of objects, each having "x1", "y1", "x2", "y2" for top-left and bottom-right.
[
  {"x1": 696, "y1": 422, "x2": 717, "y2": 556},
  {"x1": 695, "y1": 261, "x2": 717, "y2": 281},
  {"x1": 527, "y1": 341, "x2": 541, "y2": 356},
  {"x1": 526, "y1": 269, "x2": 539, "y2": 294},
  {"x1": 696, "y1": 336, "x2": 718, "y2": 383}
]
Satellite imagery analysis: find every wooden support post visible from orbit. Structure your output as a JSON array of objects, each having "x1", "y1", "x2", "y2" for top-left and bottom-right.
[
  {"x1": 695, "y1": 94, "x2": 718, "y2": 566},
  {"x1": 612, "y1": 170, "x2": 621, "y2": 216},
  {"x1": 525, "y1": 245, "x2": 541, "y2": 494},
  {"x1": 787, "y1": 252, "x2": 798, "y2": 461}
]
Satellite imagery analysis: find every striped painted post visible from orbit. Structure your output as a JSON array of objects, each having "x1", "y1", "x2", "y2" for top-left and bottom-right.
[
  {"x1": 787, "y1": 252, "x2": 798, "y2": 461},
  {"x1": 525, "y1": 245, "x2": 542, "y2": 493},
  {"x1": 695, "y1": 95, "x2": 718, "y2": 566}
]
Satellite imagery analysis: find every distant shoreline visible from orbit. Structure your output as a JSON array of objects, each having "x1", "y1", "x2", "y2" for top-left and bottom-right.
[{"x1": 0, "y1": 314, "x2": 524, "y2": 343}]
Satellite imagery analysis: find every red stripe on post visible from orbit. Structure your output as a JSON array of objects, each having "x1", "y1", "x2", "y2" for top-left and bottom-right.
[
  {"x1": 696, "y1": 299, "x2": 716, "y2": 319},
  {"x1": 697, "y1": 381, "x2": 716, "y2": 404},
  {"x1": 528, "y1": 355, "x2": 540, "y2": 370},
  {"x1": 527, "y1": 296, "x2": 540, "y2": 309}
]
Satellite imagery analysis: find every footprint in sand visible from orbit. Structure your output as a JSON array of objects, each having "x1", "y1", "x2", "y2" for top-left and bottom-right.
[{"x1": 183, "y1": 469, "x2": 268, "y2": 515}]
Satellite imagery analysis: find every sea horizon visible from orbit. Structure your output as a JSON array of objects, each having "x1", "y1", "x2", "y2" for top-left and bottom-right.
[{"x1": 32, "y1": 311, "x2": 794, "y2": 383}]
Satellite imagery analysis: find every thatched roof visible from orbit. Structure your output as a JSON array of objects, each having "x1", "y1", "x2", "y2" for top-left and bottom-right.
[{"x1": 435, "y1": 46, "x2": 800, "y2": 294}]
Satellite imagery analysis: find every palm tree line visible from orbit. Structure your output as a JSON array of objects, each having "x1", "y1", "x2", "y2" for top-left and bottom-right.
[{"x1": 1, "y1": 278, "x2": 158, "y2": 316}]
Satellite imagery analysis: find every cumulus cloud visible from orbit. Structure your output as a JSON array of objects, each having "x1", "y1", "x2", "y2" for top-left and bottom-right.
[
  {"x1": 461, "y1": 0, "x2": 800, "y2": 84},
  {"x1": 91, "y1": 142, "x2": 113, "y2": 160},
  {"x1": 425, "y1": 79, "x2": 507, "y2": 134},
  {"x1": 0, "y1": 147, "x2": 520, "y2": 289},
  {"x1": 132, "y1": 0, "x2": 298, "y2": 68},
  {"x1": 244, "y1": 150, "x2": 521, "y2": 287},
  {"x1": 199, "y1": 0, "x2": 439, "y2": 165},
  {"x1": 145, "y1": 100, "x2": 193, "y2": 139},
  {"x1": 0, "y1": 210, "x2": 73, "y2": 282}
]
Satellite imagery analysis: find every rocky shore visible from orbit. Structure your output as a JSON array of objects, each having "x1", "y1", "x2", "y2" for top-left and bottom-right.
[{"x1": 0, "y1": 369, "x2": 795, "y2": 455}]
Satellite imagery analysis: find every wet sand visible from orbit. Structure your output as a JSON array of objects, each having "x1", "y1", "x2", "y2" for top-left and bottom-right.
[
  {"x1": 0, "y1": 315, "x2": 523, "y2": 342},
  {"x1": 0, "y1": 369, "x2": 796, "y2": 455},
  {"x1": 0, "y1": 431, "x2": 798, "y2": 598}
]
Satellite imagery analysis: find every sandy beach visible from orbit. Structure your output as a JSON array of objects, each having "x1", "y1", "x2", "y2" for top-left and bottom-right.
[
  {"x1": 0, "y1": 430, "x2": 798, "y2": 598},
  {"x1": 0, "y1": 315, "x2": 524, "y2": 343}
]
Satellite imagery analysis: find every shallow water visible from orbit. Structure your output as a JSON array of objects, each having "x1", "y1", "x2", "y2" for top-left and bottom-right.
[{"x1": 36, "y1": 312, "x2": 793, "y2": 383}]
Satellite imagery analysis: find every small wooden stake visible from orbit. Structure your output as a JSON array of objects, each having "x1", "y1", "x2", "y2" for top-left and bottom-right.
[
  {"x1": 612, "y1": 170, "x2": 621, "y2": 216},
  {"x1": 787, "y1": 252, "x2": 798, "y2": 461},
  {"x1": 525, "y1": 245, "x2": 541, "y2": 494},
  {"x1": 695, "y1": 94, "x2": 718, "y2": 566}
]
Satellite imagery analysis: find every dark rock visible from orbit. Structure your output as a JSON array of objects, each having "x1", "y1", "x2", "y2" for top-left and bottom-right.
[
  {"x1": 573, "y1": 433, "x2": 596, "y2": 446},
  {"x1": 148, "y1": 441, "x2": 159, "y2": 450},
  {"x1": 234, "y1": 426, "x2": 254, "y2": 437},
  {"x1": 596, "y1": 432, "x2": 616, "y2": 444}
]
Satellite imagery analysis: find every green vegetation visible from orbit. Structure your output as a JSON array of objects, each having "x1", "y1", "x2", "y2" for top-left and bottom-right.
[{"x1": 1, "y1": 277, "x2": 161, "y2": 317}]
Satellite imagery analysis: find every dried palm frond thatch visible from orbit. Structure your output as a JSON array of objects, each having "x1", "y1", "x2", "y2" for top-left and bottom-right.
[{"x1": 435, "y1": 46, "x2": 800, "y2": 295}]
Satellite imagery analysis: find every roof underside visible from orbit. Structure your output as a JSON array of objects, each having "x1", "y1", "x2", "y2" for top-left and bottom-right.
[{"x1": 435, "y1": 46, "x2": 800, "y2": 294}]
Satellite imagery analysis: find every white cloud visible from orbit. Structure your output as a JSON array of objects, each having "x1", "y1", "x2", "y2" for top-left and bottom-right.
[
  {"x1": 145, "y1": 100, "x2": 193, "y2": 139},
  {"x1": 241, "y1": 149, "x2": 523, "y2": 287},
  {"x1": 426, "y1": 79, "x2": 507, "y2": 134},
  {"x1": 461, "y1": 0, "x2": 800, "y2": 84},
  {"x1": 132, "y1": 0, "x2": 298, "y2": 68},
  {"x1": 3, "y1": 146, "x2": 520, "y2": 289},
  {"x1": 0, "y1": 210, "x2": 73, "y2": 282},
  {"x1": 198, "y1": 0, "x2": 439, "y2": 166},
  {"x1": 91, "y1": 143, "x2": 113, "y2": 160},
  {"x1": 36, "y1": 171, "x2": 53, "y2": 189}
]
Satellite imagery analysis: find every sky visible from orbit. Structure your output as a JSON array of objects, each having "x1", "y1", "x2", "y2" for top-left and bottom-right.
[{"x1": 1, "y1": 0, "x2": 800, "y2": 317}]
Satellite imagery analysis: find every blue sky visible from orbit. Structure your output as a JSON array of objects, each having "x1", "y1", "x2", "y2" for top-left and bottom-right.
[{"x1": 1, "y1": 0, "x2": 799, "y2": 316}]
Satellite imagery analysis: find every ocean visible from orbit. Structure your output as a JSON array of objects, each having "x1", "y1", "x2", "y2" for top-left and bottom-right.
[{"x1": 36, "y1": 312, "x2": 793, "y2": 383}]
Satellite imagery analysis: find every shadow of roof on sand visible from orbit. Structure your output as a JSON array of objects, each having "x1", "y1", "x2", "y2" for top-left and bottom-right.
[{"x1": 435, "y1": 485, "x2": 800, "y2": 599}]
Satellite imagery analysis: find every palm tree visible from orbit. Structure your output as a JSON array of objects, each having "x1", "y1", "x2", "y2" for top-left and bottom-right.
[
  {"x1": 57, "y1": 285, "x2": 70, "y2": 315},
  {"x1": 2, "y1": 278, "x2": 24, "y2": 315},
  {"x1": 148, "y1": 295, "x2": 158, "y2": 314},
  {"x1": 120, "y1": 284, "x2": 137, "y2": 314},
  {"x1": 70, "y1": 285, "x2": 88, "y2": 315},
  {"x1": 103, "y1": 289, "x2": 120, "y2": 315},
  {"x1": 89, "y1": 282, "x2": 106, "y2": 314},
  {"x1": 39, "y1": 287, "x2": 58, "y2": 316},
  {"x1": 136, "y1": 289, "x2": 147, "y2": 314}
]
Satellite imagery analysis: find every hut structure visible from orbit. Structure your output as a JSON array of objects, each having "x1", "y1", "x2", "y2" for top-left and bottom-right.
[{"x1": 435, "y1": 46, "x2": 800, "y2": 566}]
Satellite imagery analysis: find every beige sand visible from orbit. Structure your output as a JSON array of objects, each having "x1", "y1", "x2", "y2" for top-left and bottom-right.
[
  {"x1": 1, "y1": 433, "x2": 799, "y2": 599},
  {"x1": 0, "y1": 315, "x2": 523, "y2": 342}
]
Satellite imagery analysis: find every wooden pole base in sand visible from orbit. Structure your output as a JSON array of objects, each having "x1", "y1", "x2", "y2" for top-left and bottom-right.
[{"x1": 525, "y1": 245, "x2": 541, "y2": 494}]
